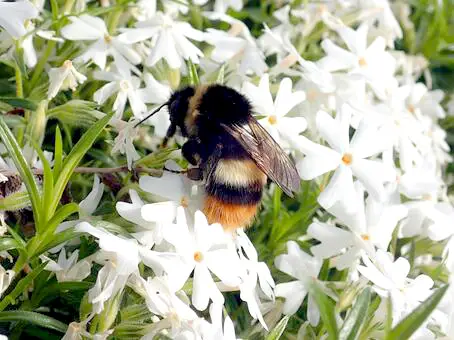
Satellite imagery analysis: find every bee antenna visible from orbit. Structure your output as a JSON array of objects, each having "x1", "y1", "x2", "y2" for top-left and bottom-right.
[{"x1": 134, "y1": 102, "x2": 168, "y2": 127}]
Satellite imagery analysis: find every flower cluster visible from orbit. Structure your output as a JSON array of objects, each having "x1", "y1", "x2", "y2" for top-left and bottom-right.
[{"x1": 0, "y1": 0, "x2": 453, "y2": 339}]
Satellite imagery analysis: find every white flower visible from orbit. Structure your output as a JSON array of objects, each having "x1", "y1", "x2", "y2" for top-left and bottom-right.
[
  {"x1": 404, "y1": 82, "x2": 446, "y2": 119},
  {"x1": 373, "y1": 85, "x2": 426, "y2": 172},
  {"x1": 131, "y1": 0, "x2": 157, "y2": 21},
  {"x1": 242, "y1": 74, "x2": 306, "y2": 146},
  {"x1": 308, "y1": 182, "x2": 407, "y2": 270},
  {"x1": 61, "y1": 14, "x2": 141, "y2": 70},
  {"x1": 111, "y1": 118, "x2": 141, "y2": 170},
  {"x1": 47, "y1": 60, "x2": 87, "y2": 99},
  {"x1": 138, "y1": 73, "x2": 172, "y2": 105},
  {"x1": 274, "y1": 241, "x2": 322, "y2": 325},
  {"x1": 204, "y1": 13, "x2": 267, "y2": 76},
  {"x1": 137, "y1": 73, "x2": 172, "y2": 137},
  {"x1": 61, "y1": 316, "x2": 93, "y2": 340},
  {"x1": 163, "y1": 209, "x2": 242, "y2": 310},
  {"x1": 21, "y1": 20, "x2": 37, "y2": 67},
  {"x1": 41, "y1": 248, "x2": 91, "y2": 282},
  {"x1": 426, "y1": 202, "x2": 454, "y2": 242},
  {"x1": 118, "y1": 12, "x2": 204, "y2": 69},
  {"x1": 358, "y1": 0, "x2": 403, "y2": 46},
  {"x1": 296, "y1": 106, "x2": 394, "y2": 211},
  {"x1": 139, "y1": 164, "x2": 202, "y2": 225},
  {"x1": 236, "y1": 229, "x2": 275, "y2": 329},
  {"x1": 75, "y1": 222, "x2": 140, "y2": 313},
  {"x1": 116, "y1": 190, "x2": 162, "y2": 248},
  {"x1": 292, "y1": 3, "x2": 345, "y2": 37},
  {"x1": 93, "y1": 68, "x2": 147, "y2": 118},
  {"x1": 0, "y1": 0, "x2": 38, "y2": 38},
  {"x1": 79, "y1": 174, "x2": 105, "y2": 216},
  {"x1": 202, "y1": 303, "x2": 237, "y2": 340},
  {"x1": 138, "y1": 275, "x2": 199, "y2": 339},
  {"x1": 0, "y1": 212, "x2": 6, "y2": 237},
  {"x1": 213, "y1": 0, "x2": 243, "y2": 13},
  {"x1": 318, "y1": 23, "x2": 396, "y2": 99},
  {"x1": 358, "y1": 250, "x2": 434, "y2": 325},
  {"x1": 0, "y1": 264, "x2": 14, "y2": 295}
]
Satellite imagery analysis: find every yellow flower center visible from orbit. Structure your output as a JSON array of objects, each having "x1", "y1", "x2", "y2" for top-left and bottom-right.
[
  {"x1": 361, "y1": 234, "x2": 370, "y2": 241},
  {"x1": 341, "y1": 153, "x2": 353, "y2": 165},
  {"x1": 120, "y1": 80, "x2": 130, "y2": 91},
  {"x1": 279, "y1": 54, "x2": 298, "y2": 69},
  {"x1": 422, "y1": 193, "x2": 432, "y2": 201},
  {"x1": 63, "y1": 60, "x2": 73, "y2": 69},
  {"x1": 307, "y1": 89, "x2": 318, "y2": 102},
  {"x1": 358, "y1": 57, "x2": 367, "y2": 67},
  {"x1": 193, "y1": 251, "x2": 203, "y2": 262},
  {"x1": 317, "y1": 4, "x2": 327, "y2": 14},
  {"x1": 228, "y1": 23, "x2": 243, "y2": 37},
  {"x1": 104, "y1": 34, "x2": 112, "y2": 43},
  {"x1": 268, "y1": 115, "x2": 278, "y2": 125},
  {"x1": 180, "y1": 196, "x2": 189, "y2": 208},
  {"x1": 408, "y1": 104, "x2": 415, "y2": 114}
]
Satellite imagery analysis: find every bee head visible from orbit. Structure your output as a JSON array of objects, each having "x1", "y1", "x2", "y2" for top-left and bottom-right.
[
  {"x1": 167, "y1": 86, "x2": 195, "y2": 135},
  {"x1": 134, "y1": 86, "x2": 195, "y2": 129}
]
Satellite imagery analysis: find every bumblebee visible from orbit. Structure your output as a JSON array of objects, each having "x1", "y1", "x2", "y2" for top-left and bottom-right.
[{"x1": 137, "y1": 84, "x2": 300, "y2": 229}]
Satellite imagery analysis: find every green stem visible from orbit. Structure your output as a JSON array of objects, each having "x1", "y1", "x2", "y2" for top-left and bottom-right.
[
  {"x1": 14, "y1": 62, "x2": 23, "y2": 98},
  {"x1": 62, "y1": 0, "x2": 76, "y2": 14},
  {"x1": 14, "y1": 45, "x2": 25, "y2": 146},
  {"x1": 11, "y1": 252, "x2": 28, "y2": 280},
  {"x1": 108, "y1": 9, "x2": 122, "y2": 35},
  {"x1": 29, "y1": 41, "x2": 56, "y2": 90}
]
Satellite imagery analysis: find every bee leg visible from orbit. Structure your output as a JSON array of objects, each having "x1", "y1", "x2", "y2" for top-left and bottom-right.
[
  {"x1": 161, "y1": 123, "x2": 177, "y2": 148},
  {"x1": 182, "y1": 139, "x2": 203, "y2": 166},
  {"x1": 186, "y1": 167, "x2": 203, "y2": 181}
]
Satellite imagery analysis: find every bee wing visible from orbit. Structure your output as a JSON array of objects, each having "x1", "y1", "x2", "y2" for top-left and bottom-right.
[{"x1": 221, "y1": 116, "x2": 300, "y2": 197}]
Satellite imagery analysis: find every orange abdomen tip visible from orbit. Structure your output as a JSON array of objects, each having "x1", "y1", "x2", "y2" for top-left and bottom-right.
[{"x1": 203, "y1": 195, "x2": 259, "y2": 230}]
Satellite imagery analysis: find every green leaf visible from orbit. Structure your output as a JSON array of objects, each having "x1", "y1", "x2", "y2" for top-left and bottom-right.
[
  {"x1": 386, "y1": 285, "x2": 449, "y2": 340},
  {"x1": 49, "y1": 112, "x2": 113, "y2": 219},
  {"x1": 24, "y1": 100, "x2": 47, "y2": 155},
  {"x1": 31, "y1": 281, "x2": 93, "y2": 307},
  {"x1": 135, "y1": 146, "x2": 178, "y2": 167},
  {"x1": 265, "y1": 315, "x2": 290, "y2": 340},
  {"x1": 187, "y1": 59, "x2": 200, "y2": 86},
  {"x1": 0, "y1": 311, "x2": 67, "y2": 333},
  {"x1": 29, "y1": 203, "x2": 78, "y2": 258},
  {"x1": 47, "y1": 100, "x2": 99, "y2": 128},
  {"x1": 0, "y1": 97, "x2": 37, "y2": 110},
  {"x1": 216, "y1": 64, "x2": 226, "y2": 84},
  {"x1": 120, "y1": 304, "x2": 152, "y2": 323},
  {"x1": 0, "y1": 118, "x2": 42, "y2": 228},
  {"x1": 339, "y1": 287, "x2": 371, "y2": 340},
  {"x1": 0, "y1": 238, "x2": 21, "y2": 252},
  {"x1": 53, "y1": 125, "x2": 63, "y2": 179},
  {"x1": 0, "y1": 191, "x2": 30, "y2": 211},
  {"x1": 30, "y1": 139, "x2": 54, "y2": 229},
  {"x1": 310, "y1": 281, "x2": 338, "y2": 340},
  {"x1": 0, "y1": 261, "x2": 48, "y2": 311},
  {"x1": 34, "y1": 228, "x2": 78, "y2": 256}
]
